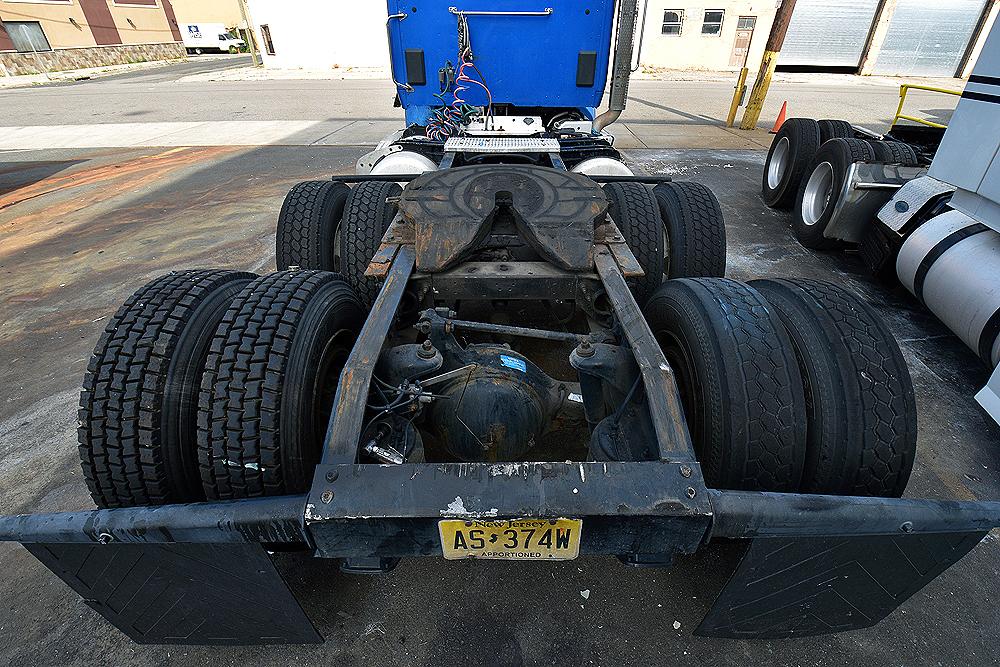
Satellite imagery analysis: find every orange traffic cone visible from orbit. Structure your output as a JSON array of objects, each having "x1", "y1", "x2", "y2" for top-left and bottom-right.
[{"x1": 769, "y1": 101, "x2": 788, "y2": 134}]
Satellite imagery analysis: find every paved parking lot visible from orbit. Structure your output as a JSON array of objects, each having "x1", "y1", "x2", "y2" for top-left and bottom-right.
[{"x1": 1, "y1": 142, "x2": 998, "y2": 666}]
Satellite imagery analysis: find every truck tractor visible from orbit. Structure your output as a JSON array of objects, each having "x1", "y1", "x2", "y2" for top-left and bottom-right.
[{"x1": 1, "y1": 0, "x2": 998, "y2": 645}]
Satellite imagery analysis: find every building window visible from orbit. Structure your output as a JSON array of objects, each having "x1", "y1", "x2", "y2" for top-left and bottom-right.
[
  {"x1": 5, "y1": 22, "x2": 52, "y2": 53},
  {"x1": 661, "y1": 10, "x2": 683, "y2": 35},
  {"x1": 260, "y1": 24, "x2": 276, "y2": 55},
  {"x1": 702, "y1": 10, "x2": 724, "y2": 35},
  {"x1": 737, "y1": 16, "x2": 756, "y2": 30}
]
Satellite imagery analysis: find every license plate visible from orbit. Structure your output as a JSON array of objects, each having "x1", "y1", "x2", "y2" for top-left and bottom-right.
[{"x1": 439, "y1": 518, "x2": 582, "y2": 561}]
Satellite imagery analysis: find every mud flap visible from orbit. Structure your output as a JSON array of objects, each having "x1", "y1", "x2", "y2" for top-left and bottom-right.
[
  {"x1": 25, "y1": 542, "x2": 321, "y2": 645},
  {"x1": 696, "y1": 531, "x2": 986, "y2": 638}
]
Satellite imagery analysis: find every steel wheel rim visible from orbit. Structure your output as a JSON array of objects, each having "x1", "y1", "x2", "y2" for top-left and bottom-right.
[
  {"x1": 802, "y1": 161, "x2": 834, "y2": 226},
  {"x1": 767, "y1": 137, "x2": 790, "y2": 190}
]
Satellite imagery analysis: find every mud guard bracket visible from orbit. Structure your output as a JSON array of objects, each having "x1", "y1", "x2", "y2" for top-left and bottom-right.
[
  {"x1": 696, "y1": 531, "x2": 985, "y2": 638},
  {"x1": 25, "y1": 542, "x2": 321, "y2": 645}
]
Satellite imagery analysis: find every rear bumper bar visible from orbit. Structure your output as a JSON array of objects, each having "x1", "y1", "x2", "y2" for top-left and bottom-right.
[{"x1": 1, "y1": 461, "x2": 998, "y2": 644}]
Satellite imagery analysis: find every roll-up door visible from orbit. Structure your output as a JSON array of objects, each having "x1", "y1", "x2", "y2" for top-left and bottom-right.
[
  {"x1": 870, "y1": 0, "x2": 986, "y2": 76},
  {"x1": 778, "y1": 0, "x2": 881, "y2": 68}
]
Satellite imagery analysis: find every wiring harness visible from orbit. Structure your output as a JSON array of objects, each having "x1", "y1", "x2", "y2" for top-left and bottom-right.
[{"x1": 425, "y1": 12, "x2": 493, "y2": 141}]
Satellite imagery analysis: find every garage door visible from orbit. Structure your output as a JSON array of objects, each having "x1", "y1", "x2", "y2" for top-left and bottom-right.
[
  {"x1": 778, "y1": 0, "x2": 881, "y2": 67},
  {"x1": 870, "y1": 0, "x2": 986, "y2": 76}
]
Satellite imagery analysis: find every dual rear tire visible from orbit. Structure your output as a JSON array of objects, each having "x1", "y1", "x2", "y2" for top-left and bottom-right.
[
  {"x1": 276, "y1": 180, "x2": 400, "y2": 306},
  {"x1": 79, "y1": 270, "x2": 363, "y2": 507},
  {"x1": 645, "y1": 277, "x2": 916, "y2": 496},
  {"x1": 603, "y1": 181, "x2": 727, "y2": 306}
]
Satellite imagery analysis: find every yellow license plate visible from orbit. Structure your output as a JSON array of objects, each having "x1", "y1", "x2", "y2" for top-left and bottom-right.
[{"x1": 439, "y1": 518, "x2": 582, "y2": 561}]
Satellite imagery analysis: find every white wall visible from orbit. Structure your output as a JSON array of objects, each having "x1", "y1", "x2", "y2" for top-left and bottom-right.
[
  {"x1": 638, "y1": 1, "x2": 779, "y2": 71},
  {"x1": 244, "y1": 1, "x2": 389, "y2": 69}
]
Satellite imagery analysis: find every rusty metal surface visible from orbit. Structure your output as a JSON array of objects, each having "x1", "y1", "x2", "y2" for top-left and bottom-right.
[
  {"x1": 321, "y1": 246, "x2": 415, "y2": 465},
  {"x1": 398, "y1": 165, "x2": 606, "y2": 272},
  {"x1": 594, "y1": 248, "x2": 696, "y2": 461}
]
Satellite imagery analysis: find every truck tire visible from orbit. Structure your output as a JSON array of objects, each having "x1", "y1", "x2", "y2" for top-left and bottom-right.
[
  {"x1": 794, "y1": 137, "x2": 878, "y2": 250},
  {"x1": 750, "y1": 278, "x2": 917, "y2": 496},
  {"x1": 198, "y1": 271, "x2": 363, "y2": 500},
  {"x1": 762, "y1": 118, "x2": 821, "y2": 210},
  {"x1": 604, "y1": 182, "x2": 664, "y2": 306},
  {"x1": 653, "y1": 181, "x2": 726, "y2": 278},
  {"x1": 818, "y1": 119, "x2": 853, "y2": 143},
  {"x1": 868, "y1": 140, "x2": 920, "y2": 166},
  {"x1": 78, "y1": 270, "x2": 256, "y2": 508},
  {"x1": 276, "y1": 181, "x2": 350, "y2": 272},
  {"x1": 644, "y1": 278, "x2": 807, "y2": 491},
  {"x1": 340, "y1": 181, "x2": 402, "y2": 306}
]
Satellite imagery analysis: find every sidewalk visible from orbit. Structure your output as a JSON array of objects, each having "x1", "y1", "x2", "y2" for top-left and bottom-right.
[
  {"x1": 179, "y1": 62, "x2": 965, "y2": 91},
  {"x1": 0, "y1": 119, "x2": 771, "y2": 150},
  {"x1": 0, "y1": 58, "x2": 186, "y2": 89}
]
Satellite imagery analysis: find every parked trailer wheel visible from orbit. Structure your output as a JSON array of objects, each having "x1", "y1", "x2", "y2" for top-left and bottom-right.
[
  {"x1": 276, "y1": 181, "x2": 351, "y2": 271},
  {"x1": 652, "y1": 181, "x2": 727, "y2": 278},
  {"x1": 868, "y1": 140, "x2": 920, "y2": 166},
  {"x1": 78, "y1": 270, "x2": 256, "y2": 508},
  {"x1": 794, "y1": 138, "x2": 879, "y2": 250},
  {"x1": 818, "y1": 119, "x2": 854, "y2": 143},
  {"x1": 340, "y1": 181, "x2": 402, "y2": 306},
  {"x1": 762, "y1": 118, "x2": 821, "y2": 210},
  {"x1": 750, "y1": 279, "x2": 917, "y2": 497},
  {"x1": 603, "y1": 182, "x2": 664, "y2": 306},
  {"x1": 644, "y1": 278, "x2": 807, "y2": 491},
  {"x1": 198, "y1": 271, "x2": 363, "y2": 499}
]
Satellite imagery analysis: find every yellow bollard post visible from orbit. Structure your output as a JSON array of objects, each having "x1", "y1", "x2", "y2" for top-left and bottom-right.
[{"x1": 726, "y1": 67, "x2": 749, "y2": 127}]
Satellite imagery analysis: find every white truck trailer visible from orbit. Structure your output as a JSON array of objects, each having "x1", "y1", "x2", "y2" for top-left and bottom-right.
[{"x1": 181, "y1": 23, "x2": 245, "y2": 55}]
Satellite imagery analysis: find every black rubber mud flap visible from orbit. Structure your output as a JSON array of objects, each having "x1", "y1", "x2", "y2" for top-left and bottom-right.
[
  {"x1": 24, "y1": 542, "x2": 321, "y2": 645},
  {"x1": 696, "y1": 531, "x2": 985, "y2": 638}
]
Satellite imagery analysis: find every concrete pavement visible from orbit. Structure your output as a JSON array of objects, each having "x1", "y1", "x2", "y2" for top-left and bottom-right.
[{"x1": 0, "y1": 56, "x2": 962, "y2": 150}]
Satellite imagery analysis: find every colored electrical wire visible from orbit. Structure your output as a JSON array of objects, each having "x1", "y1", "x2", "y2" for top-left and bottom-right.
[{"x1": 425, "y1": 46, "x2": 494, "y2": 140}]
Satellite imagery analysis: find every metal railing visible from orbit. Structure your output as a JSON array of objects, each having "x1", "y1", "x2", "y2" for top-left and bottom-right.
[{"x1": 892, "y1": 83, "x2": 963, "y2": 129}]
